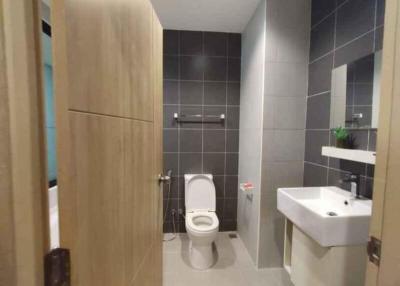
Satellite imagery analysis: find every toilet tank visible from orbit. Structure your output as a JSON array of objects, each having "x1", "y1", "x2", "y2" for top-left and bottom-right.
[{"x1": 184, "y1": 174, "x2": 216, "y2": 212}]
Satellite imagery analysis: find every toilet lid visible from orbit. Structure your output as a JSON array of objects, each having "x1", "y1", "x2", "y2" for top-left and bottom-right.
[{"x1": 185, "y1": 175, "x2": 216, "y2": 212}]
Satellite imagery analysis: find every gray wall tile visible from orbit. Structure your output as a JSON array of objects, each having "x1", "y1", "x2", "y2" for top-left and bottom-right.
[
  {"x1": 225, "y1": 175, "x2": 238, "y2": 198},
  {"x1": 305, "y1": 130, "x2": 329, "y2": 165},
  {"x1": 305, "y1": 0, "x2": 384, "y2": 198},
  {"x1": 220, "y1": 220, "x2": 237, "y2": 232},
  {"x1": 226, "y1": 153, "x2": 239, "y2": 175},
  {"x1": 264, "y1": 96, "x2": 307, "y2": 130},
  {"x1": 228, "y1": 58, "x2": 241, "y2": 81},
  {"x1": 304, "y1": 162, "x2": 328, "y2": 186},
  {"x1": 164, "y1": 80, "x2": 179, "y2": 104},
  {"x1": 163, "y1": 130, "x2": 179, "y2": 152},
  {"x1": 180, "y1": 153, "x2": 202, "y2": 175},
  {"x1": 203, "y1": 153, "x2": 225, "y2": 175},
  {"x1": 213, "y1": 175, "x2": 225, "y2": 198},
  {"x1": 203, "y1": 130, "x2": 226, "y2": 152},
  {"x1": 306, "y1": 92, "x2": 331, "y2": 129},
  {"x1": 311, "y1": 0, "x2": 336, "y2": 26},
  {"x1": 334, "y1": 32, "x2": 374, "y2": 67},
  {"x1": 180, "y1": 81, "x2": 203, "y2": 105},
  {"x1": 224, "y1": 198, "x2": 238, "y2": 220},
  {"x1": 204, "y1": 82, "x2": 226, "y2": 105},
  {"x1": 376, "y1": 0, "x2": 386, "y2": 26},
  {"x1": 164, "y1": 30, "x2": 179, "y2": 55},
  {"x1": 329, "y1": 158, "x2": 366, "y2": 175},
  {"x1": 310, "y1": 14, "x2": 335, "y2": 61},
  {"x1": 265, "y1": 62, "x2": 308, "y2": 96},
  {"x1": 227, "y1": 82, "x2": 241, "y2": 105},
  {"x1": 263, "y1": 130, "x2": 306, "y2": 162},
  {"x1": 180, "y1": 31, "x2": 203, "y2": 55},
  {"x1": 204, "y1": 57, "x2": 227, "y2": 81},
  {"x1": 368, "y1": 130, "x2": 377, "y2": 151},
  {"x1": 308, "y1": 53, "x2": 333, "y2": 95},
  {"x1": 164, "y1": 153, "x2": 178, "y2": 175},
  {"x1": 226, "y1": 130, "x2": 239, "y2": 152},
  {"x1": 335, "y1": 0, "x2": 375, "y2": 47},
  {"x1": 228, "y1": 33, "x2": 242, "y2": 57},
  {"x1": 227, "y1": 106, "x2": 240, "y2": 129},
  {"x1": 204, "y1": 32, "x2": 228, "y2": 57},
  {"x1": 180, "y1": 130, "x2": 202, "y2": 152},
  {"x1": 164, "y1": 56, "x2": 179, "y2": 79},
  {"x1": 350, "y1": 130, "x2": 369, "y2": 150},
  {"x1": 180, "y1": 56, "x2": 205, "y2": 80},
  {"x1": 163, "y1": 30, "x2": 241, "y2": 232}
]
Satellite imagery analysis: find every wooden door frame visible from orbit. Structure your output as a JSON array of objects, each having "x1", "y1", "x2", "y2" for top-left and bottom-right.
[
  {"x1": 0, "y1": 0, "x2": 49, "y2": 285},
  {"x1": 365, "y1": 0, "x2": 400, "y2": 285}
]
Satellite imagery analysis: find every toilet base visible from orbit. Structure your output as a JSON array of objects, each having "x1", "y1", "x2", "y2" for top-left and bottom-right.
[{"x1": 189, "y1": 240, "x2": 215, "y2": 270}]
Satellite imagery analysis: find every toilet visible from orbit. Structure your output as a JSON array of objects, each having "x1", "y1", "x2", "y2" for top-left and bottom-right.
[{"x1": 185, "y1": 174, "x2": 219, "y2": 270}]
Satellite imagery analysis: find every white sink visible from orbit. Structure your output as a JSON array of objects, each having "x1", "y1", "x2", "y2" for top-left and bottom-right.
[{"x1": 277, "y1": 186, "x2": 372, "y2": 247}]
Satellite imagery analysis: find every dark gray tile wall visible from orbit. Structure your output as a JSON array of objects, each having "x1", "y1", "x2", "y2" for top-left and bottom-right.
[
  {"x1": 345, "y1": 54, "x2": 374, "y2": 128},
  {"x1": 305, "y1": 0, "x2": 385, "y2": 199},
  {"x1": 163, "y1": 30, "x2": 241, "y2": 233}
]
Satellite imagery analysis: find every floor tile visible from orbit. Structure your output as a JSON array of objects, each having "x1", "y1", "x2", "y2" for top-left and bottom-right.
[{"x1": 163, "y1": 233, "x2": 293, "y2": 286}]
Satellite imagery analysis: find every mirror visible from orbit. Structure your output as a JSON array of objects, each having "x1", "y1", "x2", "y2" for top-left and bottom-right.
[{"x1": 330, "y1": 51, "x2": 382, "y2": 129}]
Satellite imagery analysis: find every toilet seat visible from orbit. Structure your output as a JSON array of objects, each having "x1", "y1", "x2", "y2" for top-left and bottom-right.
[{"x1": 186, "y1": 211, "x2": 219, "y2": 234}]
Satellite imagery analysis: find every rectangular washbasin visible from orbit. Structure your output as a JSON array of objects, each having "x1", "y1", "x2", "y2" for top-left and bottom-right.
[{"x1": 277, "y1": 186, "x2": 372, "y2": 247}]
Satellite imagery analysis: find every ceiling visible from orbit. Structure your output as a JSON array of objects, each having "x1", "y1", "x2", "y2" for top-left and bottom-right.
[{"x1": 150, "y1": 0, "x2": 261, "y2": 33}]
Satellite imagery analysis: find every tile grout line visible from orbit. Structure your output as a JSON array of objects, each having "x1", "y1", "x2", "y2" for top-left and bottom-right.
[
  {"x1": 177, "y1": 31, "x2": 181, "y2": 228},
  {"x1": 305, "y1": 160, "x2": 374, "y2": 179},
  {"x1": 201, "y1": 31, "x2": 205, "y2": 175},
  {"x1": 223, "y1": 35, "x2": 229, "y2": 203},
  {"x1": 326, "y1": 5, "x2": 340, "y2": 185},
  {"x1": 309, "y1": 26, "x2": 382, "y2": 65},
  {"x1": 311, "y1": 0, "x2": 350, "y2": 30},
  {"x1": 163, "y1": 79, "x2": 241, "y2": 84}
]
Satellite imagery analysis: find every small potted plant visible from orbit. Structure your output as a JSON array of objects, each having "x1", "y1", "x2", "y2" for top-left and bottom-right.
[{"x1": 333, "y1": 127, "x2": 351, "y2": 149}]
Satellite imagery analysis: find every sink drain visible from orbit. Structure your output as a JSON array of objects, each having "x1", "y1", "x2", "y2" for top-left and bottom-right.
[{"x1": 327, "y1": 212, "x2": 338, "y2": 217}]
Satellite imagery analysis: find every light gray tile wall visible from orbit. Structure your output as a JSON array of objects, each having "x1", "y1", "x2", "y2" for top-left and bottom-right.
[
  {"x1": 258, "y1": 0, "x2": 311, "y2": 268},
  {"x1": 238, "y1": 0, "x2": 310, "y2": 268},
  {"x1": 237, "y1": 0, "x2": 266, "y2": 265}
]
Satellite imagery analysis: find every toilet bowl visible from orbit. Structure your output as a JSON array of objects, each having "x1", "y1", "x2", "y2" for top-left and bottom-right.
[{"x1": 184, "y1": 174, "x2": 219, "y2": 270}]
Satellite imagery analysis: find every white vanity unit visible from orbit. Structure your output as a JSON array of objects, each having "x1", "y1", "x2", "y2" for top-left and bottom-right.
[{"x1": 277, "y1": 186, "x2": 372, "y2": 286}]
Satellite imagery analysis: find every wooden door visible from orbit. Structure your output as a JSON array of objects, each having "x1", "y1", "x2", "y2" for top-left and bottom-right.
[
  {"x1": 52, "y1": 0, "x2": 163, "y2": 285},
  {"x1": 365, "y1": 0, "x2": 400, "y2": 285}
]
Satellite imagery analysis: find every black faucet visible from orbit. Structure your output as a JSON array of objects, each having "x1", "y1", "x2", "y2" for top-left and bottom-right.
[{"x1": 343, "y1": 173, "x2": 361, "y2": 199}]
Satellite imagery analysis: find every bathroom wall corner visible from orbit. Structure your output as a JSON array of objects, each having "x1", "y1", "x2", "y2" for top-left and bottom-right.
[
  {"x1": 258, "y1": 0, "x2": 311, "y2": 268},
  {"x1": 237, "y1": 0, "x2": 267, "y2": 266}
]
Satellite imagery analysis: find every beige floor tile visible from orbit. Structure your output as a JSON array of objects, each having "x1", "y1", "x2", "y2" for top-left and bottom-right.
[{"x1": 163, "y1": 232, "x2": 293, "y2": 286}]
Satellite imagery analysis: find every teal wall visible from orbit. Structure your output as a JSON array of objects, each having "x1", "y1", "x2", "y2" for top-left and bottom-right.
[{"x1": 42, "y1": 32, "x2": 57, "y2": 183}]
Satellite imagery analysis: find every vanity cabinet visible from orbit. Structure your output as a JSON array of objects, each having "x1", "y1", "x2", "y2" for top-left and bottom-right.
[{"x1": 286, "y1": 223, "x2": 367, "y2": 286}]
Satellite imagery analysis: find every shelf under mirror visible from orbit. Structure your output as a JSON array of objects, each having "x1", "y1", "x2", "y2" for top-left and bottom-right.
[{"x1": 322, "y1": 146, "x2": 376, "y2": 165}]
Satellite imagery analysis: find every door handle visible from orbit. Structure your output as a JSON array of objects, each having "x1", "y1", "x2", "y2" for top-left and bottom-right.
[{"x1": 158, "y1": 174, "x2": 171, "y2": 184}]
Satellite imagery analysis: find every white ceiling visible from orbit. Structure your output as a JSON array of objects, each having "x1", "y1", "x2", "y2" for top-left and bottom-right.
[{"x1": 150, "y1": 0, "x2": 261, "y2": 33}]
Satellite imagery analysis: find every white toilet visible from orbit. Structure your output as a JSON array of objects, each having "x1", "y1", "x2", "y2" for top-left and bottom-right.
[{"x1": 185, "y1": 174, "x2": 219, "y2": 270}]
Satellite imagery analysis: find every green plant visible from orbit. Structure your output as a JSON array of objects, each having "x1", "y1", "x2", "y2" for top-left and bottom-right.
[{"x1": 333, "y1": 126, "x2": 349, "y2": 141}]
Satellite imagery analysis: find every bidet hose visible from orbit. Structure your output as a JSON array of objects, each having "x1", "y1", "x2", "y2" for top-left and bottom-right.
[{"x1": 163, "y1": 170, "x2": 176, "y2": 242}]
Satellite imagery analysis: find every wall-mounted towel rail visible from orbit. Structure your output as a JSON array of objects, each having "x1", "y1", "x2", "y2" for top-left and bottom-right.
[{"x1": 173, "y1": 113, "x2": 225, "y2": 123}]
